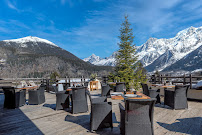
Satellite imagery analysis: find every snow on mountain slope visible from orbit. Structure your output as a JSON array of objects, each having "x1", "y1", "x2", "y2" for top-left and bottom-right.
[
  {"x1": 83, "y1": 54, "x2": 102, "y2": 64},
  {"x1": 136, "y1": 37, "x2": 170, "y2": 66},
  {"x1": 163, "y1": 45, "x2": 202, "y2": 72},
  {"x1": 84, "y1": 26, "x2": 202, "y2": 72},
  {"x1": 137, "y1": 26, "x2": 202, "y2": 68},
  {"x1": 3, "y1": 36, "x2": 58, "y2": 47},
  {"x1": 144, "y1": 26, "x2": 202, "y2": 71},
  {"x1": 84, "y1": 52, "x2": 116, "y2": 66}
]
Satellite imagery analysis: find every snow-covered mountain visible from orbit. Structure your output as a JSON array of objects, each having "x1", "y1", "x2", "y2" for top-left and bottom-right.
[
  {"x1": 84, "y1": 52, "x2": 116, "y2": 66},
  {"x1": 3, "y1": 36, "x2": 58, "y2": 47},
  {"x1": 142, "y1": 26, "x2": 202, "y2": 72},
  {"x1": 83, "y1": 54, "x2": 102, "y2": 64},
  {"x1": 163, "y1": 45, "x2": 202, "y2": 72},
  {"x1": 0, "y1": 36, "x2": 112, "y2": 78},
  {"x1": 83, "y1": 26, "x2": 202, "y2": 72}
]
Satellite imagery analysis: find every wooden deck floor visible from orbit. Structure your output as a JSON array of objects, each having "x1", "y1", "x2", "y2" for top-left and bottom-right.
[{"x1": 0, "y1": 90, "x2": 202, "y2": 135}]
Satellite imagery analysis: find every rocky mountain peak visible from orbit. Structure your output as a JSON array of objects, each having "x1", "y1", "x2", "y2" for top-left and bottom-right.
[{"x1": 83, "y1": 54, "x2": 102, "y2": 63}]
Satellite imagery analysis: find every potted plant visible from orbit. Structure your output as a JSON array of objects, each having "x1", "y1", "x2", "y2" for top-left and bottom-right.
[{"x1": 90, "y1": 73, "x2": 97, "y2": 81}]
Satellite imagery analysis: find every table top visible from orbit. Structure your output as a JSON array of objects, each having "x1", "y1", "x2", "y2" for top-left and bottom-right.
[
  {"x1": 66, "y1": 87, "x2": 90, "y2": 91},
  {"x1": 16, "y1": 86, "x2": 38, "y2": 90},
  {"x1": 111, "y1": 91, "x2": 150, "y2": 100},
  {"x1": 161, "y1": 85, "x2": 175, "y2": 88},
  {"x1": 90, "y1": 81, "x2": 98, "y2": 83},
  {"x1": 108, "y1": 82, "x2": 116, "y2": 85},
  {"x1": 152, "y1": 84, "x2": 175, "y2": 88},
  {"x1": 66, "y1": 88, "x2": 72, "y2": 91}
]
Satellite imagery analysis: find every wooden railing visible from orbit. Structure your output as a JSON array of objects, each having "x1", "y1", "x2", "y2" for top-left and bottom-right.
[
  {"x1": 0, "y1": 78, "x2": 44, "y2": 87},
  {"x1": 150, "y1": 74, "x2": 202, "y2": 88},
  {"x1": 0, "y1": 77, "x2": 91, "y2": 91}
]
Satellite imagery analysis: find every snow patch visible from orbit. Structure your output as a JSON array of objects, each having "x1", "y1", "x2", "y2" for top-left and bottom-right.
[{"x1": 3, "y1": 36, "x2": 58, "y2": 47}]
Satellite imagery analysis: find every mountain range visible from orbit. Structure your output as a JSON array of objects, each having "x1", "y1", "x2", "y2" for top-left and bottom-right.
[
  {"x1": 0, "y1": 36, "x2": 112, "y2": 78},
  {"x1": 84, "y1": 26, "x2": 202, "y2": 73},
  {"x1": 83, "y1": 52, "x2": 117, "y2": 66}
]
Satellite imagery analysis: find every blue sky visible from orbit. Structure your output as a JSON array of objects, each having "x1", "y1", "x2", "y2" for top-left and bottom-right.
[{"x1": 0, "y1": 0, "x2": 202, "y2": 59}]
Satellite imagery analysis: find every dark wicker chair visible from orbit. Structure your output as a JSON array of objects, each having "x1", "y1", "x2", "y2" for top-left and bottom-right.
[
  {"x1": 56, "y1": 91, "x2": 70, "y2": 110},
  {"x1": 63, "y1": 83, "x2": 70, "y2": 90},
  {"x1": 119, "y1": 98, "x2": 156, "y2": 135},
  {"x1": 101, "y1": 85, "x2": 111, "y2": 97},
  {"x1": 187, "y1": 88, "x2": 202, "y2": 101},
  {"x1": 18, "y1": 90, "x2": 26, "y2": 107},
  {"x1": 86, "y1": 90, "x2": 112, "y2": 131},
  {"x1": 141, "y1": 83, "x2": 161, "y2": 104},
  {"x1": 164, "y1": 85, "x2": 189, "y2": 109},
  {"x1": 71, "y1": 87, "x2": 88, "y2": 114},
  {"x1": 86, "y1": 89, "x2": 107, "y2": 104},
  {"x1": 51, "y1": 85, "x2": 58, "y2": 93},
  {"x1": 115, "y1": 82, "x2": 126, "y2": 92},
  {"x1": 28, "y1": 85, "x2": 45, "y2": 105},
  {"x1": 3, "y1": 87, "x2": 26, "y2": 109},
  {"x1": 84, "y1": 82, "x2": 89, "y2": 87}
]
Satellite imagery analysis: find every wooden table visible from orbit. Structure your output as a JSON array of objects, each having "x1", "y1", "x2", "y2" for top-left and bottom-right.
[
  {"x1": 90, "y1": 81, "x2": 99, "y2": 91},
  {"x1": 152, "y1": 84, "x2": 175, "y2": 88},
  {"x1": 66, "y1": 88, "x2": 72, "y2": 91},
  {"x1": 161, "y1": 85, "x2": 175, "y2": 88},
  {"x1": 108, "y1": 82, "x2": 116, "y2": 85},
  {"x1": 111, "y1": 91, "x2": 150, "y2": 100},
  {"x1": 16, "y1": 86, "x2": 38, "y2": 90}
]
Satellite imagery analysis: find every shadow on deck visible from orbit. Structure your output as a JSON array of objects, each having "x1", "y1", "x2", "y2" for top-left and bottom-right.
[
  {"x1": 157, "y1": 117, "x2": 202, "y2": 135},
  {"x1": 0, "y1": 93, "x2": 44, "y2": 135},
  {"x1": 0, "y1": 91, "x2": 202, "y2": 135}
]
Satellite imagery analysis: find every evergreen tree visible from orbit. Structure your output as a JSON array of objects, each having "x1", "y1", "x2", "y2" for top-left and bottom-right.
[
  {"x1": 154, "y1": 70, "x2": 160, "y2": 76},
  {"x1": 133, "y1": 62, "x2": 147, "y2": 89},
  {"x1": 114, "y1": 15, "x2": 138, "y2": 90},
  {"x1": 50, "y1": 71, "x2": 60, "y2": 82}
]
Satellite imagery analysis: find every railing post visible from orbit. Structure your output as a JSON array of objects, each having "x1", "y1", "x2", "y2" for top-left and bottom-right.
[
  {"x1": 68, "y1": 76, "x2": 71, "y2": 84},
  {"x1": 183, "y1": 74, "x2": 186, "y2": 85},
  {"x1": 160, "y1": 75, "x2": 163, "y2": 84},
  {"x1": 46, "y1": 79, "x2": 49, "y2": 92},
  {"x1": 190, "y1": 74, "x2": 192, "y2": 89}
]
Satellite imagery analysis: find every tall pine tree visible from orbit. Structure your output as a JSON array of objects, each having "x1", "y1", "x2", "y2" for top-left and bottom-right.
[
  {"x1": 133, "y1": 62, "x2": 147, "y2": 89},
  {"x1": 114, "y1": 15, "x2": 138, "y2": 90},
  {"x1": 111, "y1": 15, "x2": 147, "y2": 90}
]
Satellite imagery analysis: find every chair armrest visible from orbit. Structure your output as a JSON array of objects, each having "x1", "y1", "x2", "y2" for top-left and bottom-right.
[
  {"x1": 91, "y1": 97, "x2": 107, "y2": 104},
  {"x1": 149, "y1": 89, "x2": 160, "y2": 92},
  {"x1": 91, "y1": 102, "x2": 112, "y2": 131},
  {"x1": 119, "y1": 103, "x2": 125, "y2": 134},
  {"x1": 119, "y1": 103, "x2": 125, "y2": 111},
  {"x1": 85, "y1": 89, "x2": 90, "y2": 95}
]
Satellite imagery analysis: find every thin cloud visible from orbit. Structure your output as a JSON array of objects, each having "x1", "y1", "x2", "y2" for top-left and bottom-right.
[
  {"x1": 6, "y1": 0, "x2": 19, "y2": 11},
  {"x1": 1, "y1": 0, "x2": 201, "y2": 58},
  {"x1": 60, "y1": 0, "x2": 81, "y2": 7},
  {"x1": 50, "y1": 0, "x2": 202, "y2": 55},
  {"x1": 93, "y1": 0, "x2": 105, "y2": 2},
  {"x1": 0, "y1": 26, "x2": 11, "y2": 33}
]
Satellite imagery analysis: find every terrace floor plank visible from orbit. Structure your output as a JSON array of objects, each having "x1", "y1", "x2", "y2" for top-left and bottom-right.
[{"x1": 0, "y1": 90, "x2": 201, "y2": 135}]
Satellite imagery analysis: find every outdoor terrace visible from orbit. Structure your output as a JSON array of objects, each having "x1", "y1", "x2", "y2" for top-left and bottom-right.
[{"x1": 0, "y1": 90, "x2": 201, "y2": 135}]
